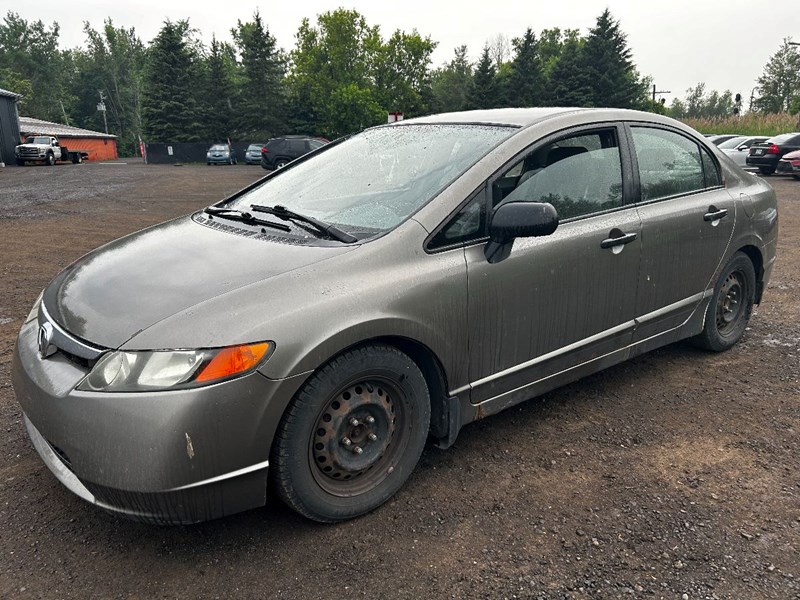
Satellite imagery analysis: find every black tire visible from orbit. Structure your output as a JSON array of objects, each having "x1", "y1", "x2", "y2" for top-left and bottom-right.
[
  {"x1": 45, "y1": 152, "x2": 54, "y2": 166},
  {"x1": 270, "y1": 344, "x2": 430, "y2": 522},
  {"x1": 692, "y1": 252, "x2": 756, "y2": 352},
  {"x1": 74, "y1": 153, "x2": 83, "y2": 164},
  {"x1": 793, "y1": 175, "x2": 800, "y2": 181},
  {"x1": 16, "y1": 159, "x2": 24, "y2": 166},
  {"x1": 758, "y1": 166, "x2": 775, "y2": 175},
  {"x1": 275, "y1": 159, "x2": 288, "y2": 169}
]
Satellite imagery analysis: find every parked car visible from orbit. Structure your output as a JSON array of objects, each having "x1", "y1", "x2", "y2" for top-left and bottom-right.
[
  {"x1": 706, "y1": 134, "x2": 740, "y2": 146},
  {"x1": 776, "y1": 148, "x2": 800, "y2": 178},
  {"x1": 206, "y1": 143, "x2": 236, "y2": 165},
  {"x1": 718, "y1": 135, "x2": 770, "y2": 168},
  {"x1": 244, "y1": 143, "x2": 267, "y2": 165},
  {"x1": 261, "y1": 135, "x2": 327, "y2": 170},
  {"x1": 746, "y1": 132, "x2": 800, "y2": 174},
  {"x1": 13, "y1": 108, "x2": 778, "y2": 525}
]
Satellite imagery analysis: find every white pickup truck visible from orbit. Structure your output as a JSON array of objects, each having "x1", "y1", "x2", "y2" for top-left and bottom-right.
[{"x1": 15, "y1": 136, "x2": 88, "y2": 166}]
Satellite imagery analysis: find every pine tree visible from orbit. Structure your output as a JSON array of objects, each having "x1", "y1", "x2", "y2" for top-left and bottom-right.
[
  {"x1": 545, "y1": 36, "x2": 592, "y2": 107},
  {"x1": 580, "y1": 9, "x2": 644, "y2": 108},
  {"x1": 467, "y1": 46, "x2": 499, "y2": 109},
  {"x1": 199, "y1": 36, "x2": 236, "y2": 141},
  {"x1": 141, "y1": 20, "x2": 202, "y2": 142},
  {"x1": 232, "y1": 11, "x2": 286, "y2": 138},
  {"x1": 505, "y1": 28, "x2": 542, "y2": 107},
  {"x1": 430, "y1": 45, "x2": 473, "y2": 113}
]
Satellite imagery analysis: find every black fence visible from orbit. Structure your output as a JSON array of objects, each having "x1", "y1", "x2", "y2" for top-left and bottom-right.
[{"x1": 144, "y1": 141, "x2": 264, "y2": 164}]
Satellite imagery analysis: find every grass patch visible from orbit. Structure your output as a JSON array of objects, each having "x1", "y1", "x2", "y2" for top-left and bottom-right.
[{"x1": 681, "y1": 112, "x2": 799, "y2": 137}]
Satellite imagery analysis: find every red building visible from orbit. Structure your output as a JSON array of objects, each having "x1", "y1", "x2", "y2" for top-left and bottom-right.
[{"x1": 18, "y1": 116, "x2": 118, "y2": 161}]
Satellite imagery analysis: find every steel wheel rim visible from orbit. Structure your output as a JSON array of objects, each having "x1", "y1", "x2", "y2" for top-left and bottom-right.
[
  {"x1": 716, "y1": 271, "x2": 746, "y2": 337},
  {"x1": 310, "y1": 377, "x2": 408, "y2": 497}
]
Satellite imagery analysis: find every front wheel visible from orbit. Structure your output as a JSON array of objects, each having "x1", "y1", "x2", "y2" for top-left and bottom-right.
[
  {"x1": 16, "y1": 159, "x2": 24, "y2": 166},
  {"x1": 270, "y1": 345, "x2": 430, "y2": 522},
  {"x1": 692, "y1": 252, "x2": 756, "y2": 352},
  {"x1": 758, "y1": 167, "x2": 775, "y2": 175},
  {"x1": 45, "y1": 152, "x2": 55, "y2": 166}
]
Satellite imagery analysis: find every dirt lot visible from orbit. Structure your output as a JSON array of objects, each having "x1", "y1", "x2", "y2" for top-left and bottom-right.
[{"x1": 0, "y1": 161, "x2": 798, "y2": 599}]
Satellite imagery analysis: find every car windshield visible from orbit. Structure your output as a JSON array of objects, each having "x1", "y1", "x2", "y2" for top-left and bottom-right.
[
  {"x1": 228, "y1": 124, "x2": 515, "y2": 234},
  {"x1": 210, "y1": 145, "x2": 228, "y2": 151},
  {"x1": 26, "y1": 137, "x2": 50, "y2": 144},
  {"x1": 717, "y1": 136, "x2": 747, "y2": 149}
]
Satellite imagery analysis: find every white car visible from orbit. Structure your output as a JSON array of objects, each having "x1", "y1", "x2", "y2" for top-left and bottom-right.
[{"x1": 718, "y1": 135, "x2": 769, "y2": 168}]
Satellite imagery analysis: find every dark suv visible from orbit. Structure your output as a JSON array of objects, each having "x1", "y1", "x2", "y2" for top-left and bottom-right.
[{"x1": 261, "y1": 136, "x2": 327, "y2": 170}]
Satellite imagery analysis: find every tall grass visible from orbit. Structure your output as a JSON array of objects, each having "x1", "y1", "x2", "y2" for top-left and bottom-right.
[{"x1": 681, "y1": 112, "x2": 799, "y2": 136}]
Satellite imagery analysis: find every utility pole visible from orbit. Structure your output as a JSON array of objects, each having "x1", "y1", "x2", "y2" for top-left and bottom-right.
[
  {"x1": 652, "y1": 84, "x2": 671, "y2": 104},
  {"x1": 97, "y1": 90, "x2": 108, "y2": 135}
]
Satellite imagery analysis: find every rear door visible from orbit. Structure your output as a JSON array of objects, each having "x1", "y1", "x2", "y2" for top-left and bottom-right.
[{"x1": 627, "y1": 125, "x2": 735, "y2": 341}]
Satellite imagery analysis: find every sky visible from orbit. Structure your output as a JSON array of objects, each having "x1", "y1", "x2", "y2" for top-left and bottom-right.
[{"x1": 10, "y1": 0, "x2": 800, "y2": 107}]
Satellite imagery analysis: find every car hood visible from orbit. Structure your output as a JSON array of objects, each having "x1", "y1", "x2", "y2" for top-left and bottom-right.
[
  {"x1": 43, "y1": 215, "x2": 356, "y2": 349},
  {"x1": 782, "y1": 149, "x2": 800, "y2": 160}
]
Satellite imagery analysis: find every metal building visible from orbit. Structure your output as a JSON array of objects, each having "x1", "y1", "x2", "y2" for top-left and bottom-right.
[{"x1": 0, "y1": 88, "x2": 22, "y2": 167}]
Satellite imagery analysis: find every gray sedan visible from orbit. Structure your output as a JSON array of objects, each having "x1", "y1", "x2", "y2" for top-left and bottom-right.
[{"x1": 13, "y1": 108, "x2": 778, "y2": 524}]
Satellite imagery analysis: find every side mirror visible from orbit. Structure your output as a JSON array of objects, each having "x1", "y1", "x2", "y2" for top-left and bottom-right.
[
  {"x1": 485, "y1": 201, "x2": 559, "y2": 263},
  {"x1": 737, "y1": 145, "x2": 747, "y2": 151}
]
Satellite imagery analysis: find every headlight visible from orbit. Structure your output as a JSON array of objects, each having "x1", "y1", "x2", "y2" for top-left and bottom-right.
[
  {"x1": 77, "y1": 342, "x2": 272, "y2": 392},
  {"x1": 24, "y1": 291, "x2": 43, "y2": 324}
]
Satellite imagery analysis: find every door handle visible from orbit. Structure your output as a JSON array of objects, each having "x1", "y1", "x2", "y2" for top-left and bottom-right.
[
  {"x1": 600, "y1": 231, "x2": 637, "y2": 249},
  {"x1": 704, "y1": 207, "x2": 728, "y2": 222}
]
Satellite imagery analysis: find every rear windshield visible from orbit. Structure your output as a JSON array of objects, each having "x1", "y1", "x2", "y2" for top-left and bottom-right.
[
  {"x1": 716, "y1": 136, "x2": 747, "y2": 149},
  {"x1": 767, "y1": 133, "x2": 800, "y2": 144}
]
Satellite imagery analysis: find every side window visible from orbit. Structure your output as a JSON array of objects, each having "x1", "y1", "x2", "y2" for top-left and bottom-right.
[
  {"x1": 700, "y1": 146, "x2": 721, "y2": 188},
  {"x1": 631, "y1": 127, "x2": 705, "y2": 201},
  {"x1": 429, "y1": 189, "x2": 487, "y2": 249},
  {"x1": 492, "y1": 129, "x2": 624, "y2": 220},
  {"x1": 288, "y1": 139, "x2": 306, "y2": 154},
  {"x1": 309, "y1": 139, "x2": 325, "y2": 150}
]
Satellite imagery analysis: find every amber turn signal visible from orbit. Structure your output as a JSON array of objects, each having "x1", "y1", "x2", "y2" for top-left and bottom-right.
[{"x1": 195, "y1": 342, "x2": 272, "y2": 383}]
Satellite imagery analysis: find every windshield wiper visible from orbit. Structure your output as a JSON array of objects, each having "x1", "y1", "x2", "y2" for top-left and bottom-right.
[
  {"x1": 250, "y1": 204, "x2": 358, "y2": 244},
  {"x1": 203, "y1": 207, "x2": 291, "y2": 232}
]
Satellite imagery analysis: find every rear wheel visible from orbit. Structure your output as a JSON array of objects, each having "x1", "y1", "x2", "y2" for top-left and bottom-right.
[
  {"x1": 692, "y1": 252, "x2": 756, "y2": 352},
  {"x1": 758, "y1": 166, "x2": 775, "y2": 175},
  {"x1": 275, "y1": 159, "x2": 288, "y2": 169},
  {"x1": 270, "y1": 345, "x2": 430, "y2": 522}
]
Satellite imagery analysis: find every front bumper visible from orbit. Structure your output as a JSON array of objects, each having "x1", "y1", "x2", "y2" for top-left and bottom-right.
[
  {"x1": 207, "y1": 156, "x2": 233, "y2": 164},
  {"x1": 12, "y1": 319, "x2": 307, "y2": 524}
]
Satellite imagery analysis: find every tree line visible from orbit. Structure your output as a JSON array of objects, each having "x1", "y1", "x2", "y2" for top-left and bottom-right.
[{"x1": 0, "y1": 8, "x2": 795, "y2": 155}]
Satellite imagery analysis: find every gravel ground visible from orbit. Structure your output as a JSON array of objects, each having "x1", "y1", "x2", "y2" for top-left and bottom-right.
[{"x1": 0, "y1": 161, "x2": 798, "y2": 599}]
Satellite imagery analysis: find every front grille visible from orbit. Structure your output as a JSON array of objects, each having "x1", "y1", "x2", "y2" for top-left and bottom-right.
[
  {"x1": 19, "y1": 148, "x2": 40, "y2": 157},
  {"x1": 58, "y1": 348, "x2": 92, "y2": 370}
]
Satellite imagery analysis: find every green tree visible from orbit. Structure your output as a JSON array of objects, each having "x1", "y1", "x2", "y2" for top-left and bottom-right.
[
  {"x1": 430, "y1": 45, "x2": 473, "y2": 113},
  {"x1": 232, "y1": 10, "x2": 286, "y2": 139},
  {"x1": 467, "y1": 45, "x2": 499, "y2": 109},
  {"x1": 287, "y1": 9, "x2": 384, "y2": 137},
  {"x1": 504, "y1": 28, "x2": 542, "y2": 107},
  {"x1": 753, "y1": 39, "x2": 800, "y2": 113},
  {"x1": 580, "y1": 9, "x2": 645, "y2": 108},
  {"x1": 545, "y1": 35, "x2": 592, "y2": 106},
  {"x1": 373, "y1": 29, "x2": 436, "y2": 117},
  {"x1": 0, "y1": 11, "x2": 70, "y2": 120},
  {"x1": 197, "y1": 35, "x2": 238, "y2": 141},
  {"x1": 72, "y1": 20, "x2": 146, "y2": 154},
  {"x1": 141, "y1": 20, "x2": 204, "y2": 142}
]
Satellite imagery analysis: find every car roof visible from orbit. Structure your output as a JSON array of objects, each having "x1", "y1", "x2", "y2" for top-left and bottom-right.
[{"x1": 399, "y1": 107, "x2": 693, "y2": 130}]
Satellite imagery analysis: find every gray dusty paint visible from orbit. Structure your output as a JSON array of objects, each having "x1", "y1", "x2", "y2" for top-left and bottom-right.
[{"x1": 13, "y1": 107, "x2": 779, "y2": 523}]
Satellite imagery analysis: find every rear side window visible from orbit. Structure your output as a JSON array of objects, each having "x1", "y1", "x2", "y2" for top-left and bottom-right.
[
  {"x1": 287, "y1": 139, "x2": 307, "y2": 154},
  {"x1": 631, "y1": 127, "x2": 706, "y2": 201}
]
